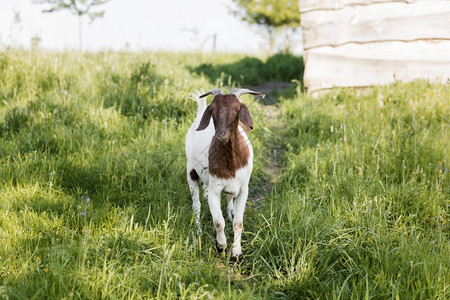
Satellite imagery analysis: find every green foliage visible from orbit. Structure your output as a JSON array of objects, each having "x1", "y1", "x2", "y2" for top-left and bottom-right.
[
  {"x1": 258, "y1": 81, "x2": 449, "y2": 298},
  {"x1": 232, "y1": 1, "x2": 301, "y2": 52},
  {"x1": 232, "y1": 0, "x2": 300, "y2": 30},
  {"x1": 0, "y1": 50, "x2": 448, "y2": 299},
  {"x1": 265, "y1": 53, "x2": 304, "y2": 82},
  {"x1": 101, "y1": 61, "x2": 166, "y2": 118},
  {"x1": 37, "y1": 0, "x2": 110, "y2": 19},
  {"x1": 191, "y1": 53, "x2": 303, "y2": 86}
]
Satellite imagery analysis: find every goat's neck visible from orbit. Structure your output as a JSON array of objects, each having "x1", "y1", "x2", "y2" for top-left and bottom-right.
[{"x1": 209, "y1": 125, "x2": 250, "y2": 179}]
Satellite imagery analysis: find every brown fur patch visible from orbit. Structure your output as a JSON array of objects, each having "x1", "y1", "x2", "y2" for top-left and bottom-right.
[
  {"x1": 209, "y1": 128, "x2": 250, "y2": 179},
  {"x1": 234, "y1": 222, "x2": 243, "y2": 231},
  {"x1": 189, "y1": 169, "x2": 199, "y2": 181}
]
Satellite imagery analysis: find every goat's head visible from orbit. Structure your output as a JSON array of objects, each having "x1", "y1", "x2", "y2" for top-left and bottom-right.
[{"x1": 196, "y1": 88, "x2": 264, "y2": 144}]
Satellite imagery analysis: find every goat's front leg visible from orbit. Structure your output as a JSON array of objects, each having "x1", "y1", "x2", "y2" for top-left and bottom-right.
[
  {"x1": 231, "y1": 186, "x2": 248, "y2": 260},
  {"x1": 208, "y1": 187, "x2": 227, "y2": 252}
]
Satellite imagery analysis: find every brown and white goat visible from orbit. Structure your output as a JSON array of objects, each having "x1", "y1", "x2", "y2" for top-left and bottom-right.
[{"x1": 185, "y1": 88, "x2": 264, "y2": 261}]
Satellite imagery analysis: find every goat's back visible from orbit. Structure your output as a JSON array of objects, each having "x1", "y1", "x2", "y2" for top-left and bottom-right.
[{"x1": 185, "y1": 116, "x2": 215, "y2": 183}]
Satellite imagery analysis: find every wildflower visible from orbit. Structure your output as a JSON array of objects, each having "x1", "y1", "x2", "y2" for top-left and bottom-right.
[
  {"x1": 438, "y1": 215, "x2": 445, "y2": 226},
  {"x1": 367, "y1": 238, "x2": 371, "y2": 242},
  {"x1": 86, "y1": 197, "x2": 90, "y2": 203},
  {"x1": 44, "y1": 268, "x2": 48, "y2": 273},
  {"x1": 38, "y1": 232, "x2": 42, "y2": 237},
  {"x1": 81, "y1": 211, "x2": 85, "y2": 216},
  {"x1": 397, "y1": 272, "x2": 401, "y2": 277},
  {"x1": 445, "y1": 168, "x2": 449, "y2": 173},
  {"x1": 181, "y1": 282, "x2": 185, "y2": 286},
  {"x1": 36, "y1": 256, "x2": 40, "y2": 261}
]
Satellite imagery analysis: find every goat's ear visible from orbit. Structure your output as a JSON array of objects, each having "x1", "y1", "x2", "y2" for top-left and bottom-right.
[
  {"x1": 196, "y1": 105, "x2": 212, "y2": 131},
  {"x1": 239, "y1": 103, "x2": 253, "y2": 129}
]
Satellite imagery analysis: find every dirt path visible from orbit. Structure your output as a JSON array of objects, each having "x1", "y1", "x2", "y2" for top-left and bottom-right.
[{"x1": 248, "y1": 82, "x2": 293, "y2": 205}]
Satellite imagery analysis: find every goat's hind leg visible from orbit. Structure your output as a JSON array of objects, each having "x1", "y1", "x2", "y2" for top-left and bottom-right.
[{"x1": 188, "y1": 169, "x2": 202, "y2": 235}]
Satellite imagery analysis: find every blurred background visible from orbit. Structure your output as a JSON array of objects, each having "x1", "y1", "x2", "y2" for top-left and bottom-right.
[
  {"x1": 0, "y1": 1, "x2": 448, "y2": 299},
  {"x1": 0, "y1": 0, "x2": 304, "y2": 54}
]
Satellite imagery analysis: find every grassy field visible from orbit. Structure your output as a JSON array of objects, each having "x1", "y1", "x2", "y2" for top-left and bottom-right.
[{"x1": 0, "y1": 50, "x2": 448, "y2": 299}]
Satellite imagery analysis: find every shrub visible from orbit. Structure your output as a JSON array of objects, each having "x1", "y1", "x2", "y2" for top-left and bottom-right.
[{"x1": 190, "y1": 53, "x2": 304, "y2": 86}]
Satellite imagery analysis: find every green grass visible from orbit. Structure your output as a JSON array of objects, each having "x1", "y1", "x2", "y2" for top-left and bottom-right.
[{"x1": 0, "y1": 49, "x2": 448, "y2": 299}]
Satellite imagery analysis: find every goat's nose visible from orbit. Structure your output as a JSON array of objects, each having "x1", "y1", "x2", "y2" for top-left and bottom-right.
[{"x1": 217, "y1": 131, "x2": 226, "y2": 137}]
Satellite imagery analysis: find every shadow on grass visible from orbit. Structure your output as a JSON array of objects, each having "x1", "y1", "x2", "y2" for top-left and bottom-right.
[{"x1": 189, "y1": 53, "x2": 304, "y2": 88}]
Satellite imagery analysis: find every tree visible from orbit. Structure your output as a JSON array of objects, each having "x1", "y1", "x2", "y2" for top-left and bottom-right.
[
  {"x1": 232, "y1": 0, "x2": 300, "y2": 53},
  {"x1": 36, "y1": 0, "x2": 110, "y2": 51}
]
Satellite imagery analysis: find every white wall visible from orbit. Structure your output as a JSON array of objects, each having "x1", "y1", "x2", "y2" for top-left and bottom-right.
[{"x1": 299, "y1": 0, "x2": 450, "y2": 92}]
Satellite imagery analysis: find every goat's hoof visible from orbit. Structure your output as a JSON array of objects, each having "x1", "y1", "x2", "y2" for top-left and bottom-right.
[
  {"x1": 215, "y1": 241, "x2": 228, "y2": 254},
  {"x1": 230, "y1": 254, "x2": 243, "y2": 264}
]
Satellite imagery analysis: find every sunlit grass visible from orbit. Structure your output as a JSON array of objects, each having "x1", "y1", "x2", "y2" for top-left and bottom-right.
[{"x1": 0, "y1": 49, "x2": 449, "y2": 299}]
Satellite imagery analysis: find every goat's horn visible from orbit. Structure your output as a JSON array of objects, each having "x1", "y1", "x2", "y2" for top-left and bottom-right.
[
  {"x1": 230, "y1": 88, "x2": 265, "y2": 99},
  {"x1": 199, "y1": 89, "x2": 223, "y2": 98}
]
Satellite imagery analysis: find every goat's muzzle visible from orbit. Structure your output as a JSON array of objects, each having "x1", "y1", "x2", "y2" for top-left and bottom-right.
[{"x1": 216, "y1": 130, "x2": 230, "y2": 144}]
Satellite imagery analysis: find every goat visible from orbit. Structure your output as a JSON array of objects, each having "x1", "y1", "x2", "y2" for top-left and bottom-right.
[{"x1": 185, "y1": 88, "x2": 264, "y2": 261}]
